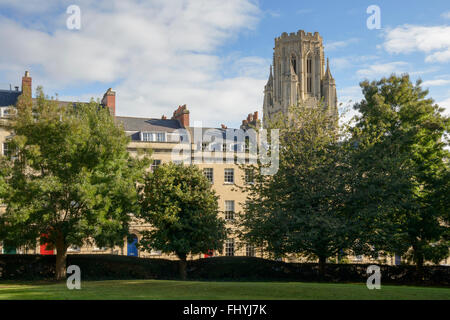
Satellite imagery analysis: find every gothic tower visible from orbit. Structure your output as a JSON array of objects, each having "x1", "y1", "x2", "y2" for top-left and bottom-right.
[{"x1": 263, "y1": 30, "x2": 338, "y2": 127}]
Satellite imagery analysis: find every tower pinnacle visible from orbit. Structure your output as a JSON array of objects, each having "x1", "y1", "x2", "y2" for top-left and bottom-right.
[{"x1": 262, "y1": 30, "x2": 338, "y2": 127}]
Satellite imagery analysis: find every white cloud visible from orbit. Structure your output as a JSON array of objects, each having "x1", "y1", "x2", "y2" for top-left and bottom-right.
[
  {"x1": 383, "y1": 24, "x2": 450, "y2": 63},
  {"x1": 437, "y1": 95, "x2": 450, "y2": 116},
  {"x1": 356, "y1": 62, "x2": 409, "y2": 79},
  {"x1": 0, "y1": 0, "x2": 264, "y2": 128},
  {"x1": 421, "y1": 79, "x2": 450, "y2": 87},
  {"x1": 330, "y1": 55, "x2": 378, "y2": 71},
  {"x1": 325, "y1": 38, "x2": 359, "y2": 51},
  {"x1": 337, "y1": 85, "x2": 363, "y2": 125},
  {"x1": 441, "y1": 11, "x2": 450, "y2": 19}
]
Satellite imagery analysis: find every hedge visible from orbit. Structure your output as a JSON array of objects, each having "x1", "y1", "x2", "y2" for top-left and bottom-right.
[{"x1": 0, "y1": 254, "x2": 449, "y2": 286}]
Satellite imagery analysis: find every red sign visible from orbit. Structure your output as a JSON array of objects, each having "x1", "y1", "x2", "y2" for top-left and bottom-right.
[
  {"x1": 204, "y1": 249, "x2": 214, "y2": 258},
  {"x1": 40, "y1": 234, "x2": 54, "y2": 255}
]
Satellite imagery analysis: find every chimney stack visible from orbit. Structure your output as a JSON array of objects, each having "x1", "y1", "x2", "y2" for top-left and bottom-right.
[
  {"x1": 162, "y1": 115, "x2": 167, "y2": 120},
  {"x1": 240, "y1": 111, "x2": 261, "y2": 130},
  {"x1": 101, "y1": 88, "x2": 116, "y2": 116},
  {"x1": 171, "y1": 104, "x2": 189, "y2": 128},
  {"x1": 21, "y1": 71, "x2": 32, "y2": 98},
  {"x1": 221, "y1": 124, "x2": 227, "y2": 129}
]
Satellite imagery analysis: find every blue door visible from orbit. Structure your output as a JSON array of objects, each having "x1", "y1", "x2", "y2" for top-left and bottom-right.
[
  {"x1": 127, "y1": 234, "x2": 138, "y2": 257},
  {"x1": 394, "y1": 254, "x2": 401, "y2": 265}
]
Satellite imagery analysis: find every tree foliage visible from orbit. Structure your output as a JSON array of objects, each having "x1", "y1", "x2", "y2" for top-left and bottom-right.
[
  {"x1": 238, "y1": 103, "x2": 361, "y2": 274},
  {"x1": 138, "y1": 162, "x2": 227, "y2": 279},
  {"x1": 0, "y1": 87, "x2": 150, "y2": 279},
  {"x1": 350, "y1": 74, "x2": 450, "y2": 269}
]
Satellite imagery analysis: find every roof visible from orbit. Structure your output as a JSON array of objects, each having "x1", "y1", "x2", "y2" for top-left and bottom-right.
[
  {"x1": 115, "y1": 116, "x2": 244, "y2": 143},
  {"x1": 0, "y1": 90, "x2": 22, "y2": 107},
  {"x1": 115, "y1": 116, "x2": 183, "y2": 132},
  {"x1": 187, "y1": 127, "x2": 244, "y2": 142}
]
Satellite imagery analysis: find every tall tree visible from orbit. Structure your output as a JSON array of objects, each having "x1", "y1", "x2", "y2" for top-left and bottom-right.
[
  {"x1": 0, "y1": 87, "x2": 150, "y2": 280},
  {"x1": 350, "y1": 74, "x2": 450, "y2": 271},
  {"x1": 138, "y1": 163, "x2": 227, "y2": 280},
  {"x1": 238, "y1": 103, "x2": 360, "y2": 276}
]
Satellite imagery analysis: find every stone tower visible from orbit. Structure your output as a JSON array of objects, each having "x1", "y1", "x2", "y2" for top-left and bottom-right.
[{"x1": 263, "y1": 30, "x2": 337, "y2": 127}]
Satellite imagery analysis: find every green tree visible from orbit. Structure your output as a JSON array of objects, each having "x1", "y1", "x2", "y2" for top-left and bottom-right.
[
  {"x1": 0, "y1": 87, "x2": 150, "y2": 280},
  {"x1": 138, "y1": 163, "x2": 227, "y2": 280},
  {"x1": 350, "y1": 74, "x2": 450, "y2": 272},
  {"x1": 238, "y1": 104, "x2": 360, "y2": 276}
]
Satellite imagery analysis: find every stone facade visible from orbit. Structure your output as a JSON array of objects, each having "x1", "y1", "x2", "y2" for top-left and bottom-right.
[
  {"x1": 263, "y1": 30, "x2": 338, "y2": 127},
  {"x1": 0, "y1": 71, "x2": 261, "y2": 261}
]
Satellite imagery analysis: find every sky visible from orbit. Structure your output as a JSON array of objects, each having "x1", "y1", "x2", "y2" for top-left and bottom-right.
[{"x1": 0, "y1": 0, "x2": 449, "y2": 128}]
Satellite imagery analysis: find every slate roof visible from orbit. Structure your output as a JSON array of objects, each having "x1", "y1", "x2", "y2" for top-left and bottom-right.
[
  {"x1": 115, "y1": 116, "x2": 243, "y2": 143},
  {"x1": 0, "y1": 90, "x2": 22, "y2": 107},
  {"x1": 115, "y1": 116, "x2": 183, "y2": 132},
  {"x1": 187, "y1": 127, "x2": 244, "y2": 142}
]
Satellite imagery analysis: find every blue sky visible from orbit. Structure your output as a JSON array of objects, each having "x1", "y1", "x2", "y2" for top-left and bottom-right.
[{"x1": 0, "y1": 0, "x2": 449, "y2": 127}]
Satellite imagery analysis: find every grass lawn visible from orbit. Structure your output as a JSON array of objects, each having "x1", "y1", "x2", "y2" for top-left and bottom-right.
[{"x1": 0, "y1": 280, "x2": 449, "y2": 300}]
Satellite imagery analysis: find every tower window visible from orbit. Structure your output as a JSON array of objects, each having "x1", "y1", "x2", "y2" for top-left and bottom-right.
[
  {"x1": 307, "y1": 58, "x2": 312, "y2": 73},
  {"x1": 307, "y1": 57, "x2": 313, "y2": 93},
  {"x1": 291, "y1": 56, "x2": 297, "y2": 74}
]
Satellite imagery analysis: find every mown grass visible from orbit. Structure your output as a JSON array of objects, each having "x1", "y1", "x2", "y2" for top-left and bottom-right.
[{"x1": 0, "y1": 280, "x2": 449, "y2": 300}]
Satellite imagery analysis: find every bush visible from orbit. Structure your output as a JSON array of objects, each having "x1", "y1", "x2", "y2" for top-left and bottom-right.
[
  {"x1": 0, "y1": 254, "x2": 448, "y2": 286},
  {"x1": 0, "y1": 254, "x2": 178, "y2": 281}
]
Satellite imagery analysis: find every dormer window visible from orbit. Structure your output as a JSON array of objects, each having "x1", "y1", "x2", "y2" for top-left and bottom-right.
[{"x1": 141, "y1": 132, "x2": 166, "y2": 142}]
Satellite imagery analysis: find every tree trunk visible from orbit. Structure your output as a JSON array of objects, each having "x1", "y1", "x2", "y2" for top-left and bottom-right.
[
  {"x1": 55, "y1": 234, "x2": 67, "y2": 281},
  {"x1": 318, "y1": 256, "x2": 327, "y2": 280},
  {"x1": 178, "y1": 253, "x2": 187, "y2": 280},
  {"x1": 412, "y1": 244, "x2": 424, "y2": 282},
  {"x1": 415, "y1": 255, "x2": 425, "y2": 282}
]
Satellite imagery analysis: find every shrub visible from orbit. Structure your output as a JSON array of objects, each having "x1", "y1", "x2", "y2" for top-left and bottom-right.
[{"x1": 0, "y1": 254, "x2": 448, "y2": 286}]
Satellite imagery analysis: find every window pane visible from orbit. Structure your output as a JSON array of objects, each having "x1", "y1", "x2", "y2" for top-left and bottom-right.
[
  {"x1": 157, "y1": 133, "x2": 165, "y2": 142},
  {"x1": 225, "y1": 239, "x2": 234, "y2": 256},
  {"x1": 246, "y1": 244, "x2": 255, "y2": 257},
  {"x1": 2, "y1": 142, "x2": 10, "y2": 156},
  {"x1": 151, "y1": 160, "x2": 161, "y2": 171},
  {"x1": 245, "y1": 169, "x2": 254, "y2": 184},
  {"x1": 224, "y1": 168, "x2": 234, "y2": 183},
  {"x1": 203, "y1": 168, "x2": 213, "y2": 183},
  {"x1": 225, "y1": 200, "x2": 234, "y2": 220}
]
